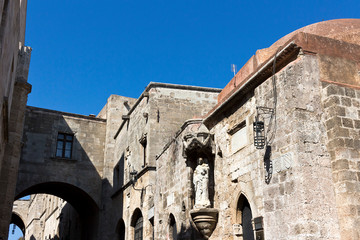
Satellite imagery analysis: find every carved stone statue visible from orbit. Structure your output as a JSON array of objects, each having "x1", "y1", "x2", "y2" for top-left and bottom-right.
[{"x1": 193, "y1": 157, "x2": 211, "y2": 209}]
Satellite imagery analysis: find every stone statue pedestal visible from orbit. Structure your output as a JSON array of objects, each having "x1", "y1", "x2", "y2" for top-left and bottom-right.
[{"x1": 190, "y1": 208, "x2": 219, "y2": 239}]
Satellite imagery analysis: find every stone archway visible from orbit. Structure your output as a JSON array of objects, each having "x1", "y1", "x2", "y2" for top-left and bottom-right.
[
  {"x1": 10, "y1": 212, "x2": 25, "y2": 236},
  {"x1": 15, "y1": 182, "x2": 99, "y2": 240}
]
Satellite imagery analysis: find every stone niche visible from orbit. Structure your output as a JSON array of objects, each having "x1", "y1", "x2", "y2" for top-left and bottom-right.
[{"x1": 182, "y1": 124, "x2": 218, "y2": 239}]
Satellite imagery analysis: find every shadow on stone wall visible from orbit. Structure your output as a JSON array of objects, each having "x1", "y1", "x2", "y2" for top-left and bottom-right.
[
  {"x1": 14, "y1": 108, "x2": 113, "y2": 240},
  {"x1": 176, "y1": 222, "x2": 203, "y2": 240}
]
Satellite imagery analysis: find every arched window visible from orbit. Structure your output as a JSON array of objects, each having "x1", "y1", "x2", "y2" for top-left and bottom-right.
[
  {"x1": 236, "y1": 194, "x2": 254, "y2": 240},
  {"x1": 169, "y1": 214, "x2": 177, "y2": 240},
  {"x1": 131, "y1": 209, "x2": 143, "y2": 240},
  {"x1": 134, "y1": 216, "x2": 143, "y2": 240}
]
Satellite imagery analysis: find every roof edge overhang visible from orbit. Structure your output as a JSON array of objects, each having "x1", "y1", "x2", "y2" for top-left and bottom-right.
[{"x1": 203, "y1": 32, "x2": 360, "y2": 129}]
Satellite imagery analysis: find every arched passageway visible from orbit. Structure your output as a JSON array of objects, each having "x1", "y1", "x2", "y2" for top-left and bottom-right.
[
  {"x1": 15, "y1": 182, "x2": 99, "y2": 240},
  {"x1": 10, "y1": 212, "x2": 25, "y2": 237}
]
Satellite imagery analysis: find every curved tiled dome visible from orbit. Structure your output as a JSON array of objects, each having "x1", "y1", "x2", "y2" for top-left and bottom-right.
[
  {"x1": 257, "y1": 19, "x2": 360, "y2": 64},
  {"x1": 274, "y1": 19, "x2": 360, "y2": 47},
  {"x1": 217, "y1": 19, "x2": 360, "y2": 104}
]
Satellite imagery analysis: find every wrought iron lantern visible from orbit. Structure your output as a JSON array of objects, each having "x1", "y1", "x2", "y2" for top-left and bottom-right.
[
  {"x1": 253, "y1": 106, "x2": 274, "y2": 149},
  {"x1": 253, "y1": 119, "x2": 265, "y2": 149}
]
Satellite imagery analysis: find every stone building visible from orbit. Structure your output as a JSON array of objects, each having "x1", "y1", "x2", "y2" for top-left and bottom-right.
[
  {"x1": 155, "y1": 19, "x2": 360, "y2": 240},
  {"x1": 13, "y1": 83, "x2": 221, "y2": 240},
  {"x1": 0, "y1": 0, "x2": 31, "y2": 239},
  {"x1": 11, "y1": 194, "x2": 80, "y2": 240},
  {"x1": 1, "y1": 15, "x2": 360, "y2": 240}
]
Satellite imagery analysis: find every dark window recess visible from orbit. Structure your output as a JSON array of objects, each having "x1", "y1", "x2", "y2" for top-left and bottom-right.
[
  {"x1": 134, "y1": 216, "x2": 143, "y2": 240},
  {"x1": 56, "y1": 133, "x2": 73, "y2": 158}
]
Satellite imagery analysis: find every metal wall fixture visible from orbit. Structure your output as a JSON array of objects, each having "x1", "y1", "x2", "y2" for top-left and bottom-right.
[
  {"x1": 253, "y1": 107, "x2": 273, "y2": 149},
  {"x1": 253, "y1": 120, "x2": 265, "y2": 149}
]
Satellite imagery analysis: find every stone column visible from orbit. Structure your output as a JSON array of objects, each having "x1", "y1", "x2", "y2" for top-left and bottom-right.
[{"x1": 0, "y1": 46, "x2": 31, "y2": 240}]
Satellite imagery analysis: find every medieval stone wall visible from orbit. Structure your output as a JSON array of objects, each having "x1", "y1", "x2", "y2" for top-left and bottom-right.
[
  {"x1": 108, "y1": 84, "x2": 220, "y2": 240},
  {"x1": 18, "y1": 106, "x2": 106, "y2": 206},
  {"x1": 209, "y1": 54, "x2": 341, "y2": 240},
  {"x1": 211, "y1": 55, "x2": 333, "y2": 240},
  {"x1": 320, "y1": 69, "x2": 360, "y2": 238},
  {"x1": 155, "y1": 120, "x2": 205, "y2": 240},
  {"x1": 17, "y1": 194, "x2": 81, "y2": 240},
  {"x1": 6, "y1": 19, "x2": 360, "y2": 240},
  {"x1": 0, "y1": 0, "x2": 31, "y2": 238},
  {"x1": 153, "y1": 53, "x2": 348, "y2": 240}
]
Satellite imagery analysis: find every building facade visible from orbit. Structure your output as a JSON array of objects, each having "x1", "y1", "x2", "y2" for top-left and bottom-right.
[
  {"x1": 4, "y1": 18, "x2": 360, "y2": 240},
  {"x1": 0, "y1": 0, "x2": 31, "y2": 239}
]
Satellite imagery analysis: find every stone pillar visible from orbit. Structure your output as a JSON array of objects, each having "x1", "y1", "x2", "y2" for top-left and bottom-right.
[{"x1": 0, "y1": 46, "x2": 31, "y2": 240}]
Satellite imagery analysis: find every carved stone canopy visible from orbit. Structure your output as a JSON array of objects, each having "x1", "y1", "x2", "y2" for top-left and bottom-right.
[{"x1": 182, "y1": 126, "x2": 215, "y2": 159}]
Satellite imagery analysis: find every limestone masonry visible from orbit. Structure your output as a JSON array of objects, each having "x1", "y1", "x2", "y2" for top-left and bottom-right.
[{"x1": 0, "y1": 5, "x2": 359, "y2": 240}]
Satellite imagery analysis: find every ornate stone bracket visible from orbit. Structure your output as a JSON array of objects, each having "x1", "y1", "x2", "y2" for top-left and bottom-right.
[{"x1": 182, "y1": 126, "x2": 215, "y2": 160}]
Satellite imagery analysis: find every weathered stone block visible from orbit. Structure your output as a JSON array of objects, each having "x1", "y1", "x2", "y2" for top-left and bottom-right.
[
  {"x1": 326, "y1": 85, "x2": 345, "y2": 96},
  {"x1": 352, "y1": 99, "x2": 360, "y2": 108},
  {"x1": 345, "y1": 88, "x2": 356, "y2": 98},
  {"x1": 326, "y1": 105, "x2": 346, "y2": 117},
  {"x1": 341, "y1": 118, "x2": 354, "y2": 128},
  {"x1": 341, "y1": 97, "x2": 352, "y2": 107},
  {"x1": 344, "y1": 138, "x2": 354, "y2": 148},
  {"x1": 327, "y1": 127, "x2": 349, "y2": 139},
  {"x1": 264, "y1": 200, "x2": 274, "y2": 212},
  {"x1": 325, "y1": 116, "x2": 341, "y2": 130},
  {"x1": 323, "y1": 96, "x2": 340, "y2": 108},
  {"x1": 354, "y1": 120, "x2": 360, "y2": 129},
  {"x1": 335, "y1": 171, "x2": 358, "y2": 182},
  {"x1": 327, "y1": 138, "x2": 345, "y2": 149},
  {"x1": 332, "y1": 159, "x2": 350, "y2": 171}
]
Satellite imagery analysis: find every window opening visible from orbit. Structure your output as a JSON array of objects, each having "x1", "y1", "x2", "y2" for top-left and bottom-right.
[
  {"x1": 56, "y1": 133, "x2": 73, "y2": 158},
  {"x1": 134, "y1": 216, "x2": 143, "y2": 240}
]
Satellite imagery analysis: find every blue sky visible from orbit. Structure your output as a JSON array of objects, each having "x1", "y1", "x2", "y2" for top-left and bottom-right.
[
  {"x1": 24, "y1": 0, "x2": 360, "y2": 116},
  {"x1": 9, "y1": 1, "x2": 360, "y2": 238},
  {"x1": 8, "y1": 225, "x2": 22, "y2": 240}
]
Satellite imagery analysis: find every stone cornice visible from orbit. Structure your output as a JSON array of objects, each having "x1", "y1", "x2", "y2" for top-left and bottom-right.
[
  {"x1": 26, "y1": 106, "x2": 106, "y2": 122},
  {"x1": 113, "y1": 83, "x2": 221, "y2": 139}
]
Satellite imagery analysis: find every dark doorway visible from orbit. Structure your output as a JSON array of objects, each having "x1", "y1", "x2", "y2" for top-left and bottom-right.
[
  {"x1": 241, "y1": 199, "x2": 254, "y2": 240},
  {"x1": 236, "y1": 194, "x2": 255, "y2": 240}
]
